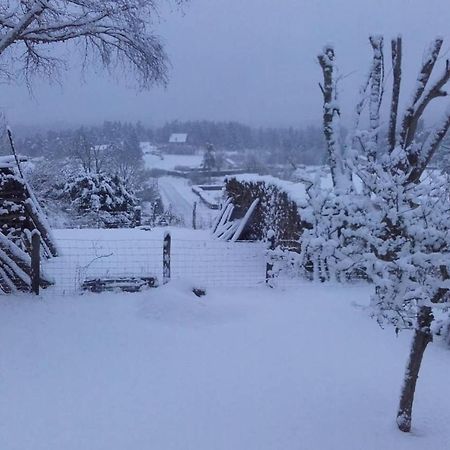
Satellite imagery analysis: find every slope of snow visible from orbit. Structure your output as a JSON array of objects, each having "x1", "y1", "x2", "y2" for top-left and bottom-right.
[{"x1": 1, "y1": 283, "x2": 449, "y2": 450}]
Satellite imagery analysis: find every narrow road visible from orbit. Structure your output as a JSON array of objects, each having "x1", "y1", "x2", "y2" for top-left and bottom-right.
[
  {"x1": 158, "y1": 176, "x2": 219, "y2": 229},
  {"x1": 158, "y1": 177, "x2": 195, "y2": 226}
]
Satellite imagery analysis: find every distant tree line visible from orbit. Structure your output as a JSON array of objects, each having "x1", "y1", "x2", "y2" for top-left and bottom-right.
[{"x1": 13, "y1": 120, "x2": 327, "y2": 166}]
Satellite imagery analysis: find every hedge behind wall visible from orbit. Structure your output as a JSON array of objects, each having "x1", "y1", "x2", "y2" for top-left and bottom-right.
[{"x1": 224, "y1": 177, "x2": 308, "y2": 244}]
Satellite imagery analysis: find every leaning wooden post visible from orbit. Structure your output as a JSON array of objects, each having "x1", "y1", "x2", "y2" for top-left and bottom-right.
[
  {"x1": 265, "y1": 230, "x2": 276, "y2": 286},
  {"x1": 163, "y1": 232, "x2": 171, "y2": 285},
  {"x1": 30, "y1": 230, "x2": 41, "y2": 295}
]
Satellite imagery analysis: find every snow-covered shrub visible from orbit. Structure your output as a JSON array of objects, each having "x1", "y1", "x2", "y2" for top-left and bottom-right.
[
  {"x1": 297, "y1": 181, "x2": 369, "y2": 282},
  {"x1": 63, "y1": 173, "x2": 139, "y2": 228}
]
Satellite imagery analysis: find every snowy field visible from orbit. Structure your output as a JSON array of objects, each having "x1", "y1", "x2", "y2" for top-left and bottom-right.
[
  {"x1": 143, "y1": 150, "x2": 203, "y2": 172},
  {"x1": 1, "y1": 283, "x2": 449, "y2": 450}
]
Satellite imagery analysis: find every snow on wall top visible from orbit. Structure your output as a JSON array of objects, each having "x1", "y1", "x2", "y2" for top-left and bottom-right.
[{"x1": 169, "y1": 133, "x2": 188, "y2": 143}]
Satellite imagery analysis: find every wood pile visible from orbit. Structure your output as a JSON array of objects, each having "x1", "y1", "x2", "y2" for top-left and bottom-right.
[{"x1": 0, "y1": 156, "x2": 56, "y2": 293}]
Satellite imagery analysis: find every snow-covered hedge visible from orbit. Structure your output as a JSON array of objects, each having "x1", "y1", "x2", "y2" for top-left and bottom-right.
[{"x1": 224, "y1": 176, "x2": 307, "y2": 244}]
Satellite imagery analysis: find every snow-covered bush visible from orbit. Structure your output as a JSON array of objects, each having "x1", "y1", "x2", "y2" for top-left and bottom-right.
[
  {"x1": 297, "y1": 180, "x2": 369, "y2": 282},
  {"x1": 63, "y1": 173, "x2": 140, "y2": 228}
]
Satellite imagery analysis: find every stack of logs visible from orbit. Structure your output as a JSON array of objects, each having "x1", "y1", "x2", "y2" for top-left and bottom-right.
[{"x1": 0, "y1": 156, "x2": 57, "y2": 293}]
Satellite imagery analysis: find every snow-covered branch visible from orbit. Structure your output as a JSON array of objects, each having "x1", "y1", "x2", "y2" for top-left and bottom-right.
[
  {"x1": 388, "y1": 36, "x2": 402, "y2": 152},
  {"x1": 368, "y1": 35, "x2": 384, "y2": 156},
  {"x1": 399, "y1": 38, "x2": 443, "y2": 149},
  {"x1": 408, "y1": 106, "x2": 450, "y2": 183},
  {"x1": 0, "y1": 0, "x2": 185, "y2": 87}
]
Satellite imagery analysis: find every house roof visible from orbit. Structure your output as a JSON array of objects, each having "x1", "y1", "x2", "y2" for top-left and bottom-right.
[{"x1": 169, "y1": 133, "x2": 188, "y2": 143}]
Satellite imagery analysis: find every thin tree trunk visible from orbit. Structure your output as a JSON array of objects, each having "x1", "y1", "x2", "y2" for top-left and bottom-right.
[
  {"x1": 318, "y1": 46, "x2": 339, "y2": 188},
  {"x1": 397, "y1": 306, "x2": 433, "y2": 432},
  {"x1": 388, "y1": 36, "x2": 402, "y2": 153},
  {"x1": 368, "y1": 35, "x2": 384, "y2": 160}
]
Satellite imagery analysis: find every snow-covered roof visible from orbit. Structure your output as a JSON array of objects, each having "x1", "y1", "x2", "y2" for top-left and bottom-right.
[
  {"x1": 169, "y1": 133, "x2": 188, "y2": 144},
  {"x1": 93, "y1": 144, "x2": 109, "y2": 152}
]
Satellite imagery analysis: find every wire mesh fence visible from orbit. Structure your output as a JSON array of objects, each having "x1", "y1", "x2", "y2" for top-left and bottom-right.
[
  {"x1": 44, "y1": 238, "x2": 163, "y2": 294},
  {"x1": 171, "y1": 239, "x2": 267, "y2": 287},
  {"x1": 43, "y1": 235, "x2": 271, "y2": 294}
]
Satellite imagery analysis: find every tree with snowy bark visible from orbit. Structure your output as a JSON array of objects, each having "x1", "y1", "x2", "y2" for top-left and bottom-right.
[
  {"x1": 314, "y1": 36, "x2": 450, "y2": 432},
  {"x1": 108, "y1": 129, "x2": 144, "y2": 183},
  {"x1": 71, "y1": 129, "x2": 105, "y2": 174},
  {"x1": 202, "y1": 143, "x2": 216, "y2": 171}
]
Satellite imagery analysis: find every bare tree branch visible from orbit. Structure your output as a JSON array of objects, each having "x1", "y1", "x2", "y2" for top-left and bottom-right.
[
  {"x1": 408, "y1": 108, "x2": 450, "y2": 183},
  {"x1": 399, "y1": 38, "x2": 443, "y2": 148},
  {"x1": 404, "y1": 59, "x2": 450, "y2": 154},
  {"x1": 0, "y1": 0, "x2": 186, "y2": 88},
  {"x1": 388, "y1": 36, "x2": 402, "y2": 152}
]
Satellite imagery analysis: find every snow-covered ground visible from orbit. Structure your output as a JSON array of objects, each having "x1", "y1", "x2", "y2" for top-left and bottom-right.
[
  {"x1": 143, "y1": 150, "x2": 203, "y2": 172},
  {"x1": 1, "y1": 283, "x2": 449, "y2": 450}
]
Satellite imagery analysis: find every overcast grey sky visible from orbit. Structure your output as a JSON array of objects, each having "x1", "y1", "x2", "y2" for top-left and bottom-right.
[{"x1": 2, "y1": 0, "x2": 450, "y2": 129}]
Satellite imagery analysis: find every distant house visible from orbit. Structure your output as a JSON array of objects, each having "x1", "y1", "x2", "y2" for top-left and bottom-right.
[
  {"x1": 169, "y1": 133, "x2": 188, "y2": 144},
  {"x1": 166, "y1": 133, "x2": 196, "y2": 154}
]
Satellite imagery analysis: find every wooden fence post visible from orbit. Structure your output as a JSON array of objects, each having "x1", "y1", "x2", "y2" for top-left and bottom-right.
[
  {"x1": 30, "y1": 230, "x2": 41, "y2": 295},
  {"x1": 134, "y1": 206, "x2": 142, "y2": 227},
  {"x1": 192, "y1": 202, "x2": 197, "y2": 230},
  {"x1": 163, "y1": 232, "x2": 171, "y2": 284},
  {"x1": 266, "y1": 230, "x2": 276, "y2": 286}
]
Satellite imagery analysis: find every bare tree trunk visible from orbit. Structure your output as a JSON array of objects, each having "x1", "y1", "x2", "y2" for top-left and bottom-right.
[{"x1": 397, "y1": 306, "x2": 433, "y2": 432}]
